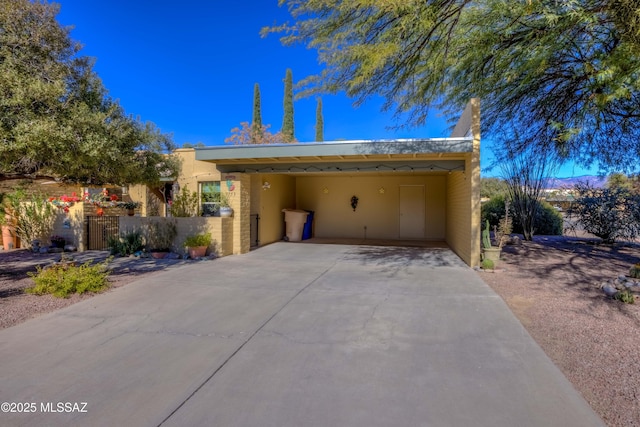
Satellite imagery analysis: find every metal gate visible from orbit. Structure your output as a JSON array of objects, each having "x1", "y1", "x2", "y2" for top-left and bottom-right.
[
  {"x1": 250, "y1": 214, "x2": 260, "y2": 248},
  {"x1": 86, "y1": 216, "x2": 120, "y2": 250}
]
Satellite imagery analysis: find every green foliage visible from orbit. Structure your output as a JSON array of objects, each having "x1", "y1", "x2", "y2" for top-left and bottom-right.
[
  {"x1": 534, "y1": 201, "x2": 564, "y2": 236},
  {"x1": 169, "y1": 185, "x2": 200, "y2": 217},
  {"x1": 482, "y1": 196, "x2": 562, "y2": 237},
  {"x1": 315, "y1": 98, "x2": 324, "y2": 141},
  {"x1": 481, "y1": 196, "x2": 507, "y2": 228},
  {"x1": 281, "y1": 68, "x2": 295, "y2": 142},
  {"x1": 3, "y1": 189, "x2": 56, "y2": 243},
  {"x1": 482, "y1": 220, "x2": 492, "y2": 249},
  {"x1": 615, "y1": 290, "x2": 635, "y2": 304},
  {"x1": 629, "y1": 264, "x2": 640, "y2": 279},
  {"x1": 0, "y1": 0, "x2": 177, "y2": 184},
  {"x1": 27, "y1": 258, "x2": 111, "y2": 298},
  {"x1": 183, "y1": 233, "x2": 212, "y2": 248},
  {"x1": 570, "y1": 183, "x2": 640, "y2": 243},
  {"x1": 252, "y1": 83, "x2": 263, "y2": 143},
  {"x1": 481, "y1": 178, "x2": 508, "y2": 199},
  {"x1": 481, "y1": 258, "x2": 495, "y2": 270},
  {"x1": 266, "y1": 1, "x2": 640, "y2": 171},
  {"x1": 145, "y1": 219, "x2": 177, "y2": 251},
  {"x1": 107, "y1": 230, "x2": 145, "y2": 256}
]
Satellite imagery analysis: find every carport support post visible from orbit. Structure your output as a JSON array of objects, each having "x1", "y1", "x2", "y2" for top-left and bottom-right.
[
  {"x1": 469, "y1": 98, "x2": 481, "y2": 267},
  {"x1": 229, "y1": 173, "x2": 251, "y2": 255}
]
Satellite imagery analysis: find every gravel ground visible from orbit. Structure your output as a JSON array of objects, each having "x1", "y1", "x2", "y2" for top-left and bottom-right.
[
  {"x1": 1, "y1": 239, "x2": 639, "y2": 426},
  {"x1": 479, "y1": 236, "x2": 640, "y2": 427},
  {"x1": 0, "y1": 249, "x2": 191, "y2": 329}
]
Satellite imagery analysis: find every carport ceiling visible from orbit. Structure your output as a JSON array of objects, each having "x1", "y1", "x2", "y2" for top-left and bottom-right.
[{"x1": 195, "y1": 138, "x2": 472, "y2": 174}]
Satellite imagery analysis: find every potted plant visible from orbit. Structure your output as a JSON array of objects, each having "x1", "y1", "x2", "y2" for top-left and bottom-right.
[
  {"x1": 117, "y1": 201, "x2": 141, "y2": 216},
  {"x1": 219, "y1": 192, "x2": 233, "y2": 218},
  {"x1": 0, "y1": 192, "x2": 16, "y2": 250},
  {"x1": 145, "y1": 219, "x2": 177, "y2": 259},
  {"x1": 50, "y1": 235, "x2": 66, "y2": 249},
  {"x1": 183, "y1": 233, "x2": 211, "y2": 258}
]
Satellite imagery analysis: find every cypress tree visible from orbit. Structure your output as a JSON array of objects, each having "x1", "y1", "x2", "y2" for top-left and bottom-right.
[
  {"x1": 251, "y1": 83, "x2": 263, "y2": 143},
  {"x1": 281, "y1": 69, "x2": 295, "y2": 142},
  {"x1": 315, "y1": 98, "x2": 324, "y2": 142}
]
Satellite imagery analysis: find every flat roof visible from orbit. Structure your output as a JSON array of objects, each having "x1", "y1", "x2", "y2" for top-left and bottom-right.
[{"x1": 194, "y1": 138, "x2": 473, "y2": 162}]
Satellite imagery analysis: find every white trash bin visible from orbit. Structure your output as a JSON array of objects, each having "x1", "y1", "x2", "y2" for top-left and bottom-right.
[{"x1": 282, "y1": 209, "x2": 309, "y2": 242}]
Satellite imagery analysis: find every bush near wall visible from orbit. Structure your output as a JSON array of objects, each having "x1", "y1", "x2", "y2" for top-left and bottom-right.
[{"x1": 481, "y1": 196, "x2": 563, "y2": 236}]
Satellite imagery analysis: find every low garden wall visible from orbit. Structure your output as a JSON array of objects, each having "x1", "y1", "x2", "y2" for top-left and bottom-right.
[{"x1": 119, "y1": 216, "x2": 234, "y2": 257}]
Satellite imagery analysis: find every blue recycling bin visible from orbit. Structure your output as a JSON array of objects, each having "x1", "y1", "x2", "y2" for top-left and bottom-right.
[{"x1": 302, "y1": 211, "x2": 314, "y2": 240}]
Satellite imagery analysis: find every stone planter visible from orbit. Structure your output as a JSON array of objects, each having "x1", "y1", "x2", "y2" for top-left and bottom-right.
[{"x1": 482, "y1": 247, "x2": 501, "y2": 264}]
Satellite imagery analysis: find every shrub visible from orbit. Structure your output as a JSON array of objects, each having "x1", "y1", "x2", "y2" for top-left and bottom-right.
[
  {"x1": 27, "y1": 258, "x2": 111, "y2": 298},
  {"x1": 107, "y1": 230, "x2": 145, "y2": 256},
  {"x1": 183, "y1": 233, "x2": 212, "y2": 247},
  {"x1": 169, "y1": 185, "x2": 200, "y2": 217},
  {"x1": 481, "y1": 258, "x2": 495, "y2": 270},
  {"x1": 532, "y1": 201, "x2": 563, "y2": 236},
  {"x1": 569, "y1": 183, "x2": 640, "y2": 243},
  {"x1": 481, "y1": 195, "x2": 506, "y2": 227},
  {"x1": 145, "y1": 219, "x2": 177, "y2": 251},
  {"x1": 481, "y1": 196, "x2": 562, "y2": 236}
]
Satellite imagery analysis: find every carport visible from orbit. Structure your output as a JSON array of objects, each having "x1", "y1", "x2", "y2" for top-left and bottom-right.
[{"x1": 195, "y1": 99, "x2": 481, "y2": 266}]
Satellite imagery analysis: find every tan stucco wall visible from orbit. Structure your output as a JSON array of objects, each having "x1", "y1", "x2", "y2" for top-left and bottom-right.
[
  {"x1": 252, "y1": 174, "x2": 295, "y2": 245},
  {"x1": 295, "y1": 175, "x2": 446, "y2": 240},
  {"x1": 119, "y1": 216, "x2": 233, "y2": 257},
  {"x1": 445, "y1": 98, "x2": 481, "y2": 267},
  {"x1": 174, "y1": 148, "x2": 221, "y2": 195}
]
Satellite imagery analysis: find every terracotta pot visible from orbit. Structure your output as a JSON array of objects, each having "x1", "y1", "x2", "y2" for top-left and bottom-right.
[
  {"x1": 187, "y1": 246, "x2": 207, "y2": 258},
  {"x1": 151, "y1": 251, "x2": 168, "y2": 259},
  {"x1": 1, "y1": 225, "x2": 16, "y2": 250}
]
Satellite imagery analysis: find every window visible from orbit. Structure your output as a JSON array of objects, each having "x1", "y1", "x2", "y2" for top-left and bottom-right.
[{"x1": 200, "y1": 181, "x2": 220, "y2": 216}]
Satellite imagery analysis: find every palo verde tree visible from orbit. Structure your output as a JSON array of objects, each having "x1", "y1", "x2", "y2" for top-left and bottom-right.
[
  {"x1": 0, "y1": 0, "x2": 178, "y2": 185},
  {"x1": 281, "y1": 68, "x2": 295, "y2": 142},
  {"x1": 315, "y1": 98, "x2": 324, "y2": 141},
  {"x1": 266, "y1": 0, "x2": 640, "y2": 172}
]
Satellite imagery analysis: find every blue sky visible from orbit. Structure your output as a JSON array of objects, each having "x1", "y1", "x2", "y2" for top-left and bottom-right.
[{"x1": 56, "y1": 0, "x2": 596, "y2": 178}]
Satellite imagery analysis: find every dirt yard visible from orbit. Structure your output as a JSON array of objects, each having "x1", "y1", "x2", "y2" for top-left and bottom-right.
[
  {"x1": 479, "y1": 236, "x2": 640, "y2": 427},
  {"x1": 1, "y1": 238, "x2": 639, "y2": 426}
]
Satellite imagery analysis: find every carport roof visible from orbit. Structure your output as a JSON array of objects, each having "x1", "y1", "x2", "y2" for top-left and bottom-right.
[{"x1": 195, "y1": 138, "x2": 472, "y2": 174}]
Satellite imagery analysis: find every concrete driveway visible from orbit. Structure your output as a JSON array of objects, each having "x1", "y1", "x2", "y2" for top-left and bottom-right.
[{"x1": 0, "y1": 243, "x2": 603, "y2": 427}]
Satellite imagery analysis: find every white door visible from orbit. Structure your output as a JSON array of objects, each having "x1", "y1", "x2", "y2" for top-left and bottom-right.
[{"x1": 399, "y1": 185, "x2": 425, "y2": 239}]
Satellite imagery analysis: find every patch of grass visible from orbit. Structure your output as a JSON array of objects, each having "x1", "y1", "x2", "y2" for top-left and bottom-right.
[{"x1": 26, "y1": 258, "x2": 111, "y2": 298}]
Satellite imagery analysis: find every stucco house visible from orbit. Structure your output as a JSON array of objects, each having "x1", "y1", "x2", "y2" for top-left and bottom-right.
[{"x1": 167, "y1": 99, "x2": 481, "y2": 266}]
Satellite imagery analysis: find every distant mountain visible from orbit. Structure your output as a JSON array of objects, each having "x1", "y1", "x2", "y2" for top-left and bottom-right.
[{"x1": 545, "y1": 175, "x2": 606, "y2": 189}]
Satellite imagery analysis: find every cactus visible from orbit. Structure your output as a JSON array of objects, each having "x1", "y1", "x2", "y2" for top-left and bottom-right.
[{"x1": 482, "y1": 220, "x2": 492, "y2": 249}]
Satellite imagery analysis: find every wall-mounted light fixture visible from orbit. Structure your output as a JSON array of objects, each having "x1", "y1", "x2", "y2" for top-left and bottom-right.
[
  {"x1": 378, "y1": 187, "x2": 385, "y2": 194},
  {"x1": 351, "y1": 195, "x2": 359, "y2": 212},
  {"x1": 262, "y1": 181, "x2": 271, "y2": 190},
  {"x1": 322, "y1": 187, "x2": 329, "y2": 194}
]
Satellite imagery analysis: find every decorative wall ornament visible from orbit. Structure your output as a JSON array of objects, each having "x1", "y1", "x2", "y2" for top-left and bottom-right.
[
  {"x1": 322, "y1": 187, "x2": 329, "y2": 194},
  {"x1": 262, "y1": 181, "x2": 271, "y2": 190},
  {"x1": 351, "y1": 195, "x2": 359, "y2": 212},
  {"x1": 378, "y1": 187, "x2": 385, "y2": 194}
]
